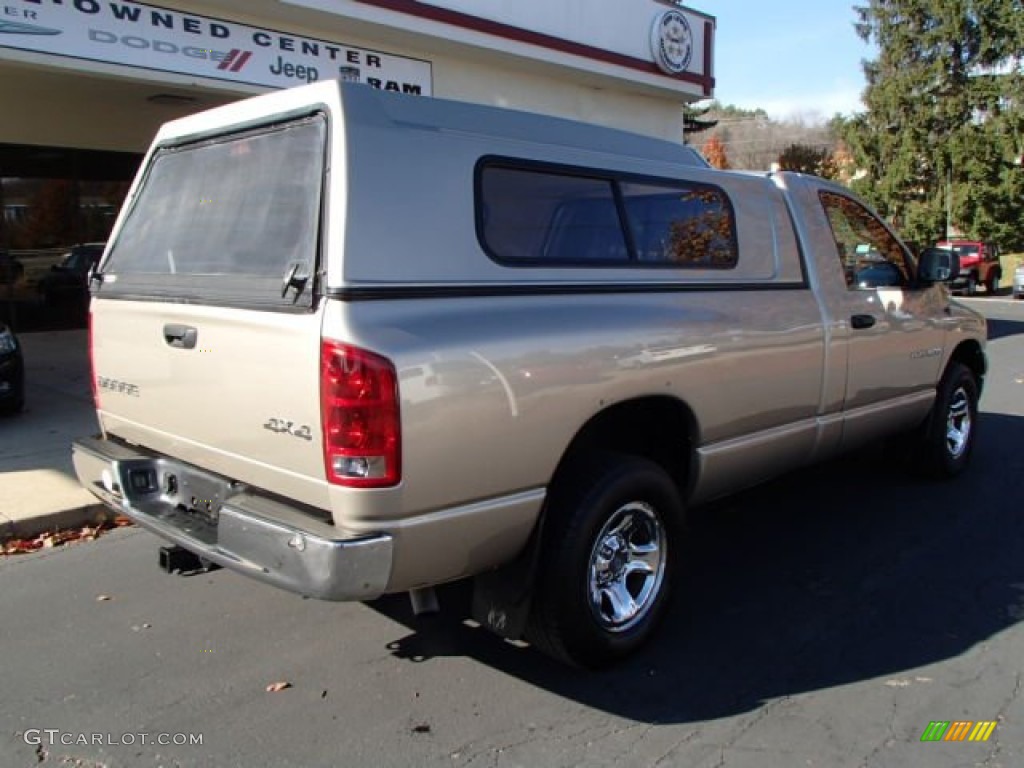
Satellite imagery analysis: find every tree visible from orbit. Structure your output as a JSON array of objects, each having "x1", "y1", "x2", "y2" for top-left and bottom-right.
[
  {"x1": 835, "y1": 0, "x2": 1024, "y2": 249},
  {"x1": 829, "y1": 139, "x2": 858, "y2": 183},
  {"x1": 19, "y1": 180, "x2": 79, "y2": 248},
  {"x1": 701, "y1": 134, "x2": 731, "y2": 169},
  {"x1": 777, "y1": 143, "x2": 835, "y2": 177},
  {"x1": 696, "y1": 103, "x2": 839, "y2": 170},
  {"x1": 682, "y1": 101, "x2": 718, "y2": 141}
]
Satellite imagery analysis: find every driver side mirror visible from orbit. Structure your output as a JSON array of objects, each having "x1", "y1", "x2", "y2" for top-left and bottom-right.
[{"x1": 918, "y1": 247, "x2": 960, "y2": 284}]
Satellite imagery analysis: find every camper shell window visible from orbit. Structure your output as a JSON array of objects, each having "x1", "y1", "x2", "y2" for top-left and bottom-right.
[{"x1": 477, "y1": 160, "x2": 738, "y2": 269}]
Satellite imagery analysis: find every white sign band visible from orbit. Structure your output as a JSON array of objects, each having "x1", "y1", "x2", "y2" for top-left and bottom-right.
[{"x1": 0, "y1": 0, "x2": 432, "y2": 95}]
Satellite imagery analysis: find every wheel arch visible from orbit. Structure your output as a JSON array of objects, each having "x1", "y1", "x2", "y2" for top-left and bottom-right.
[
  {"x1": 469, "y1": 395, "x2": 698, "y2": 643},
  {"x1": 550, "y1": 395, "x2": 698, "y2": 500},
  {"x1": 949, "y1": 339, "x2": 986, "y2": 392}
]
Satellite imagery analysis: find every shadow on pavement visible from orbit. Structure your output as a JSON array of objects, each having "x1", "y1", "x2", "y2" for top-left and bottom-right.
[
  {"x1": 987, "y1": 317, "x2": 1024, "y2": 342},
  {"x1": 368, "y1": 411, "x2": 1024, "y2": 724}
]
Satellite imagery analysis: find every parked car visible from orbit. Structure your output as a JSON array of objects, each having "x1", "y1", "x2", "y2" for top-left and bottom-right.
[
  {"x1": 37, "y1": 243, "x2": 106, "y2": 305},
  {"x1": 1014, "y1": 263, "x2": 1024, "y2": 300},
  {"x1": 935, "y1": 239, "x2": 1001, "y2": 295},
  {"x1": 0, "y1": 322, "x2": 25, "y2": 415}
]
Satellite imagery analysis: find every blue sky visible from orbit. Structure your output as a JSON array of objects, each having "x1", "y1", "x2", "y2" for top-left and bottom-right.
[{"x1": 709, "y1": 1, "x2": 876, "y2": 120}]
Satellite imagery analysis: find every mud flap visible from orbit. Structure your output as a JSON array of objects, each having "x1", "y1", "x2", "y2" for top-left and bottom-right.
[{"x1": 470, "y1": 519, "x2": 545, "y2": 641}]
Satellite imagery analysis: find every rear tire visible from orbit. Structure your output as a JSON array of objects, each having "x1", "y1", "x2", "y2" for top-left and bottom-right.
[
  {"x1": 916, "y1": 362, "x2": 978, "y2": 478},
  {"x1": 986, "y1": 272, "x2": 1000, "y2": 295},
  {"x1": 527, "y1": 453, "x2": 682, "y2": 668}
]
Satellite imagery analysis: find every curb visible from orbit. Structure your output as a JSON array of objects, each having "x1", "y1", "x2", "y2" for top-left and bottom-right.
[{"x1": 0, "y1": 503, "x2": 115, "y2": 543}]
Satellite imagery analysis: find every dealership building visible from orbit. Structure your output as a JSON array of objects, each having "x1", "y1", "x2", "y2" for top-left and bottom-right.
[{"x1": 0, "y1": 0, "x2": 715, "y2": 327}]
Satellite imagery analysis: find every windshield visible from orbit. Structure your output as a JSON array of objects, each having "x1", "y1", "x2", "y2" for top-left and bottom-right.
[
  {"x1": 102, "y1": 114, "x2": 326, "y2": 307},
  {"x1": 950, "y1": 244, "x2": 979, "y2": 256}
]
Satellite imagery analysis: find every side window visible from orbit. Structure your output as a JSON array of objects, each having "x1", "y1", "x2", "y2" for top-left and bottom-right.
[
  {"x1": 479, "y1": 166, "x2": 628, "y2": 263},
  {"x1": 620, "y1": 182, "x2": 738, "y2": 267},
  {"x1": 819, "y1": 190, "x2": 911, "y2": 289}
]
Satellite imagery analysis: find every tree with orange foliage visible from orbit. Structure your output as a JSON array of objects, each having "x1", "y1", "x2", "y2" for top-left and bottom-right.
[{"x1": 701, "y1": 134, "x2": 731, "y2": 170}]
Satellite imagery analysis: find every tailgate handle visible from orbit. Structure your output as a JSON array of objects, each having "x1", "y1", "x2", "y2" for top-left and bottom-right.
[{"x1": 163, "y1": 324, "x2": 197, "y2": 349}]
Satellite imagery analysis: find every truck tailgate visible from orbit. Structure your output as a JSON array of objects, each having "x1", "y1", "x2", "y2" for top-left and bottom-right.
[
  {"x1": 88, "y1": 111, "x2": 330, "y2": 509},
  {"x1": 92, "y1": 299, "x2": 328, "y2": 509}
]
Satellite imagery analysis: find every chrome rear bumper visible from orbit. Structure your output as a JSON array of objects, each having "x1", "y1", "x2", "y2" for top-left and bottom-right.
[{"x1": 71, "y1": 436, "x2": 392, "y2": 601}]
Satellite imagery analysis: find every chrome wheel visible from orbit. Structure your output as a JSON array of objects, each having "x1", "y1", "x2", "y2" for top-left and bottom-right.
[
  {"x1": 588, "y1": 501, "x2": 667, "y2": 633},
  {"x1": 945, "y1": 386, "x2": 972, "y2": 460}
]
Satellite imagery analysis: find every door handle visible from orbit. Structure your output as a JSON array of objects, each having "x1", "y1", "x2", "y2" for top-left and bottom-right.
[
  {"x1": 851, "y1": 314, "x2": 876, "y2": 330},
  {"x1": 163, "y1": 324, "x2": 197, "y2": 349}
]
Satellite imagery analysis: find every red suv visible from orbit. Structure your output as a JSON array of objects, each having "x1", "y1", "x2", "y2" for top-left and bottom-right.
[{"x1": 935, "y1": 239, "x2": 1002, "y2": 295}]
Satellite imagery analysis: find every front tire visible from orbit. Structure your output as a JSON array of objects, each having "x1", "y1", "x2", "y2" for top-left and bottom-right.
[
  {"x1": 917, "y1": 362, "x2": 978, "y2": 478},
  {"x1": 527, "y1": 454, "x2": 682, "y2": 668},
  {"x1": 986, "y1": 272, "x2": 1000, "y2": 295}
]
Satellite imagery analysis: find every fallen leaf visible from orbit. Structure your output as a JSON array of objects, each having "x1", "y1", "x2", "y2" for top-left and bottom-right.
[
  {"x1": 96, "y1": 595, "x2": 112, "y2": 602},
  {"x1": 412, "y1": 723, "x2": 431, "y2": 734},
  {"x1": 41, "y1": 530, "x2": 78, "y2": 548},
  {"x1": 1, "y1": 516, "x2": 135, "y2": 557},
  {"x1": 2, "y1": 539, "x2": 42, "y2": 555},
  {"x1": 266, "y1": 681, "x2": 292, "y2": 693}
]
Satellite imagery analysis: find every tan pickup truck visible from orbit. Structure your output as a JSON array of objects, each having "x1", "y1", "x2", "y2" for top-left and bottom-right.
[{"x1": 73, "y1": 82, "x2": 986, "y2": 668}]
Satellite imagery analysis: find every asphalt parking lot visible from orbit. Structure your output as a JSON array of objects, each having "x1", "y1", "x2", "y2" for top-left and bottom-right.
[{"x1": 1, "y1": 298, "x2": 1022, "y2": 768}]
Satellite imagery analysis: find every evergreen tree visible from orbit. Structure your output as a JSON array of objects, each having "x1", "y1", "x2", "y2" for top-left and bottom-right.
[
  {"x1": 836, "y1": 0, "x2": 1024, "y2": 249},
  {"x1": 682, "y1": 101, "x2": 718, "y2": 141}
]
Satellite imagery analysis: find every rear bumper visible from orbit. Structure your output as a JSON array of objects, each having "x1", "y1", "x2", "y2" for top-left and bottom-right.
[{"x1": 71, "y1": 436, "x2": 392, "y2": 601}]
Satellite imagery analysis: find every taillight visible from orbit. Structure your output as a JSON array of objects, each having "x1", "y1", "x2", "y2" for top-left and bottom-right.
[
  {"x1": 88, "y1": 312, "x2": 100, "y2": 410},
  {"x1": 320, "y1": 341, "x2": 400, "y2": 488}
]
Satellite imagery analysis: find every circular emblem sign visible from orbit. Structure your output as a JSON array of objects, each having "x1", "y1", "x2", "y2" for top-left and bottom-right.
[{"x1": 650, "y1": 9, "x2": 694, "y2": 75}]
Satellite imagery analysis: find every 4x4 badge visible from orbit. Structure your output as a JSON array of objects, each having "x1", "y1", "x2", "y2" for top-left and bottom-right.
[{"x1": 263, "y1": 418, "x2": 313, "y2": 441}]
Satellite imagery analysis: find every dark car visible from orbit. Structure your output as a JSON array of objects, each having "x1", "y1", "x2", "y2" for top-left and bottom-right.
[
  {"x1": 37, "y1": 243, "x2": 105, "y2": 306},
  {"x1": 0, "y1": 321, "x2": 24, "y2": 415}
]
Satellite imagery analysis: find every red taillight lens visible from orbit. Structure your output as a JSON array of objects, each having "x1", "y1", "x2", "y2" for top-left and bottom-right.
[
  {"x1": 88, "y1": 312, "x2": 100, "y2": 410},
  {"x1": 320, "y1": 341, "x2": 400, "y2": 488}
]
